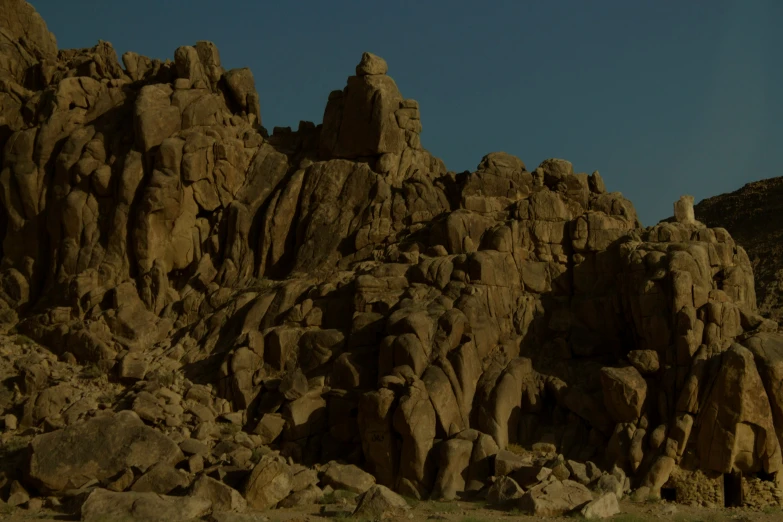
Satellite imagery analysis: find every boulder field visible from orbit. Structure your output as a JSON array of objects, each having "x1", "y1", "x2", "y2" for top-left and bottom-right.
[{"x1": 1, "y1": 0, "x2": 783, "y2": 517}]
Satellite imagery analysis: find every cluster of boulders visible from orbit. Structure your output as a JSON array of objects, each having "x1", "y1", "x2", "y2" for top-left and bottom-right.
[
  {"x1": 484, "y1": 445, "x2": 624, "y2": 518},
  {"x1": 0, "y1": 333, "x2": 628, "y2": 520},
  {"x1": 2, "y1": 0, "x2": 783, "y2": 519},
  {"x1": 694, "y1": 177, "x2": 783, "y2": 323}
]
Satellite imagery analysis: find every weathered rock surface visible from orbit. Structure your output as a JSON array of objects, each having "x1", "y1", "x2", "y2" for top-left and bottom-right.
[
  {"x1": 81, "y1": 488, "x2": 212, "y2": 522},
  {"x1": 353, "y1": 484, "x2": 410, "y2": 519},
  {"x1": 243, "y1": 456, "x2": 293, "y2": 510},
  {"x1": 0, "y1": 0, "x2": 781, "y2": 516},
  {"x1": 518, "y1": 479, "x2": 593, "y2": 517},
  {"x1": 27, "y1": 410, "x2": 183, "y2": 492},
  {"x1": 486, "y1": 475, "x2": 525, "y2": 506},
  {"x1": 581, "y1": 491, "x2": 620, "y2": 519},
  {"x1": 191, "y1": 475, "x2": 247, "y2": 513},
  {"x1": 695, "y1": 177, "x2": 783, "y2": 321},
  {"x1": 321, "y1": 462, "x2": 376, "y2": 494}
]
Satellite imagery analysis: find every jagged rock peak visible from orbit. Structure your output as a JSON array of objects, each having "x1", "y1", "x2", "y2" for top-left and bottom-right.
[
  {"x1": 356, "y1": 52, "x2": 389, "y2": 76},
  {"x1": 674, "y1": 194, "x2": 697, "y2": 225},
  {"x1": 0, "y1": 0, "x2": 58, "y2": 57},
  {"x1": 321, "y1": 52, "x2": 428, "y2": 175}
]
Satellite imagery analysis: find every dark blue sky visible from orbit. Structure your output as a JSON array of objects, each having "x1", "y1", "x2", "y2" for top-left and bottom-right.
[{"x1": 30, "y1": 0, "x2": 782, "y2": 226}]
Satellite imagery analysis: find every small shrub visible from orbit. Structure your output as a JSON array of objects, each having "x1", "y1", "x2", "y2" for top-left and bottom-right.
[
  {"x1": 13, "y1": 334, "x2": 34, "y2": 346},
  {"x1": 96, "y1": 392, "x2": 115, "y2": 404},
  {"x1": 506, "y1": 443, "x2": 526, "y2": 456},
  {"x1": 250, "y1": 447, "x2": 264, "y2": 464},
  {"x1": 334, "y1": 489, "x2": 358, "y2": 501},
  {"x1": 401, "y1": 495, "x2": 420, "y2": 508},
  {"x1": 81, "y1": 364, "x2": 103, "y2": 379},
  {"x1": 218, "y1": 422, "x2": 242, "y2": 437},
  {"x1": 141, "y1": 367, "x2": 178, "y2": 388},
  {"x1": 0, "y1": 436, "x2": 29, "y2": 456}
]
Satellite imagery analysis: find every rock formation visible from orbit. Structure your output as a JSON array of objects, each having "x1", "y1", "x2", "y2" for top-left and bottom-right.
[
  {"x1": 694, "y1": 177, "x2": 783, "y2": 323},
  {"x1": 1, "y1": 0, "x2": 783, "y2": 517}
]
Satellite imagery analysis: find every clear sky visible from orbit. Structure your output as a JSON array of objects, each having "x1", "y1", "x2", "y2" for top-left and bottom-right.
[{"x1": 29, "y1": 0, "x2": 782, "y2": 226}]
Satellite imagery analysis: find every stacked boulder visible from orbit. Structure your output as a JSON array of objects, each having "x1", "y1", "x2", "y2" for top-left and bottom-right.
[{"x1": 0, "y1": 0, "x2": 782, "y2": 517}]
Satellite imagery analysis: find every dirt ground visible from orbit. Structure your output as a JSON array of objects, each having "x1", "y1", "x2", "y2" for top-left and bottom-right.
[
  {"x1": 276, "y1": 499, "x2": 783, "y2": 522},
  {"x1": 3, "y1": 498, "x2": 783, "y2": 522},
  {"x1": 259, "y1": 499, "x2": 783, "y2": 522}
]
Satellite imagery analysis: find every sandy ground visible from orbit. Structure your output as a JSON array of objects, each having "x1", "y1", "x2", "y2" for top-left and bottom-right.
[
  {"x1": 3, "y1": 498, "x2": 783, "y2": 522},
  {"x1": 279, "y1": 499, "x2": 783, "y2": 522}
]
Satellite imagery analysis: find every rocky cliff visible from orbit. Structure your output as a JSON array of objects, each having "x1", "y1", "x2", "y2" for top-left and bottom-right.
[
  {"x1": 1, "y1": 0, "x2": 783, "y2": 517},
  {"x1": 695, "y1": 177, "x2": 783, "y2": 323}
]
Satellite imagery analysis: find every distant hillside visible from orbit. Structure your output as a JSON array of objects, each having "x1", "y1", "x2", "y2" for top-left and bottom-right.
[{"x1": 695, "y1": 177, "x2": 783, "y2": 321}]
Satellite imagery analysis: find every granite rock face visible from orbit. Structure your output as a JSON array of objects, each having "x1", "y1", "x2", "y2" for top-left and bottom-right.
[
  {"x1": 695, "y1": 177, "x2": 783, "y2": 322},
  {"x1": 0, "y1": 0, "x2": 782, "y2": 515}
]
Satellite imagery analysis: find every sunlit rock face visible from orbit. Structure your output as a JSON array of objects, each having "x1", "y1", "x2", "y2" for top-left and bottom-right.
[{"x1": 1, "y1": 0, "x2": 782, "y2": 511}]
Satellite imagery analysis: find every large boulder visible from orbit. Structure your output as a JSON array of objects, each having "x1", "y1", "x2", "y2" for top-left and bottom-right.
[
  {"x1": 320, "y1": 53, "x2": 405, "y2": 159},
  {"x1": 0, "y1": 0, "x2": 58, "y2": 83},
  {"x1": 486, "y1": 476, "x2": 525, "y2": 507},
  {"x1": 27, "y1": 410, "x2": 183, "y2": 493},
  {"x1": 81, "y1": 488, "x2": 212, "y2": 522},
  {"x1": 321, "y1": 462, "x2": 376, "y2": 494},
  {"x1": 743, "y1": 332, "x2": 783, "y2": 449},
  {"x1": 243, "y1": 455, "x2": 293, "y2": 510},
  {"x1": 518, "y1": 479, "x2": 593, "y2": 517},
  {"x1": 431, "y1": 438, "x2": 473, "y2": 500},
  {"x1": 581, "y1": 492, "x2": 620, "y2": 519},
  {"x1": 0, "y1": 0, "x2": 57, "y2": 54},
  {"x1": 393, "y1": 377, "x2": 437, "y2": 498},
  {"x1": 353, "y1": 484, "x2": 410, "y2": 519},
  {"x1": 279, "y1": 484, "x2": 323, "y2": 507},
  {"x1": 696, "y1": 344, "x2": 782, "y2": 474},
  {"x1": 600, "y1": 366, "x2": 647, "y2": 423},
  {"x1": 190, "y1": 475, "x2": 246, "y2": 513},
  {"x1": 222, "y1": 67, "x2": 261, "y2": 122},
  {"x1": 130, "y1": 462, "x2": 189, "y2": 494}
]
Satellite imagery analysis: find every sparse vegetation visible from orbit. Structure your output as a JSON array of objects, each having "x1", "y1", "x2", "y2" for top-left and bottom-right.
[
  {"x1": 0, "y1": 436, "x2": 29, "y2": 455},
  {"x1": 401, "y1": 494, "x2": 420, "y2": 508},
  {"x1": 96, "y1": 391, "x2": 115, "y2": 404},
  {"x1": 150, "y1": 369, "x2": 177, "y2": 387},
  {"x1": 13, "y1": 334, "x2": 34, "y2": 345},
  {"x1": 672, "y1": 513, "x2": 725, "y2": 522},
  {"x1": 506, "y1": 443, "x2": 526, "y2": 456},
  {"x1": 426, "y1": 501, "x2": 459, "y2": 513},
  {"x1": 610, "y1": 514, "x2": 649, "y2": 522},
  {"x1": 218, "y1": 422, "x2": 242, "y2": 437},
  {"x1": 322, "y1": 489, "x2": 358, "y2": 506},
  {"x1": 80, "y1": 363, "x2": 103, "y2": 380},
  {"x1": 334, "y1": 489, "x2": 358, "y2": 501},
  {"x1": 250, "y1": 447, "x2": 264, "y2": 464},
  {"x1": 470, "y1": 498, "x2": 488, "y2": 509}
]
